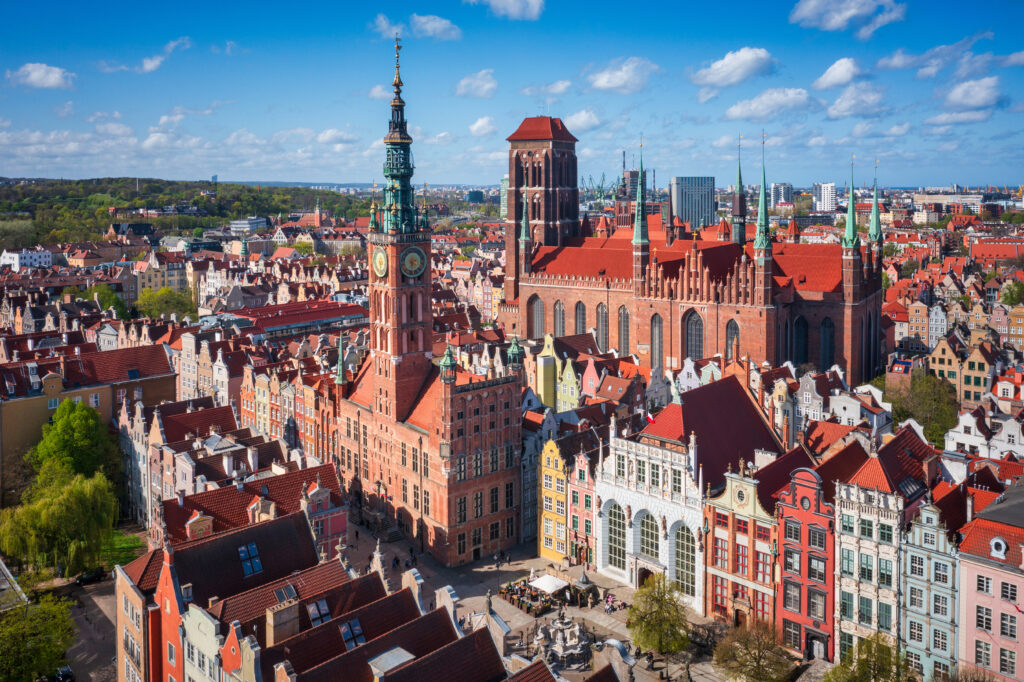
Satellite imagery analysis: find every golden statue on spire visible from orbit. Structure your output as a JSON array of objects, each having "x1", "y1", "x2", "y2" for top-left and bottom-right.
[{"x1": 393, "y1": 34, "x2": 403, "y2": 91}]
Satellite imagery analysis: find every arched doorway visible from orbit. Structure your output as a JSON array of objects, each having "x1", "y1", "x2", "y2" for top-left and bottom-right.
[
  {"x1": 637, "y1": 567, "x2": 654, "y2": 587},
  {"x1": 735, "y1": 610, "x2": 747, "y2": 628}
]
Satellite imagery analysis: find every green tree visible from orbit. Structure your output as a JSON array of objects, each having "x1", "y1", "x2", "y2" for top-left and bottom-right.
[
  {"x1": 0, "y1": 460, "x2": 118, "y2": 576},
  {"x1": 192, "y1": 227, "x2": 205, "y2": 239},
  {"x1": 888, "y1": 369, "x2": 958, "y2": 447},
  {"x1": 882, "y1": 273, "x2": 891, "y2": 290},
  {"x1": 626, "y1": 573, "x2": 690, "y2": 655},
  {"x1": 26, "y1": 399, "x2": 120, "y2": 482},
  {"x1": 713, "y1": 622, "x2": 793, "y2": 682},
  {"x1": 0, "y1": 594, "x2": 76, "y2": 682},
  {"x1": 292, "y1": 241, "x2": 314, "y2": 256},
  {"x1": 136, "y1": 286, "x2": 197, "y2": 319},
  {"x1": 824, "y1": 633, "x2": 910, "y2": 682},
  {"x1": 1002, "y1": 280, "x2": 1024, "y2": 306},
  {"x1": 87, "y1": 282, "x2": 130, "y2": 320}
]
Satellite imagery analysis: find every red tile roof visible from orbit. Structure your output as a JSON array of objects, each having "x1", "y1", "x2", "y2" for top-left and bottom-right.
[
  {"x1": 507, "y1": 116, "x2": 578, "y2": 143},
  {"x1": 754, "y1": 446, "x2": 815, "y2": 513},
  {"x1": 379, "y1": 627, "x2": 507, "y2": 682},
  {"x1": 122, "y1": 548, "x2": 163, "y2": 592},
  {"x1": 804, "y1": 419, "x2": 857, "y2": 455},
  {"x1": 159, "y1": 404, "x2": 238, "y2": 443}
]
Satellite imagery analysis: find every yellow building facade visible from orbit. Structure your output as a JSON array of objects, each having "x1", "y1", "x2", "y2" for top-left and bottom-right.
[{"x1": 538, "y1": 438, "x2": 569, "y2": 563}]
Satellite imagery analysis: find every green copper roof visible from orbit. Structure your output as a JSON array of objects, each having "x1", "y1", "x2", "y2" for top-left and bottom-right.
[
  {"x1": 735, "y1": 145, "x2": 743, "y2": 196},
  {"x1": 239, "y1": 236, "x2": 249, "y2": 257},
  {"x1": 519, "y1": 198, "x2": 530, "y2": 242},
  {"x1": 439, "y1": 344, "x2": 456, "y2": 370},
  {"x1": 842, "y1": 163, "x2": 861, "y2": 249},
  {"x1": 868, "y1": 179, "x2": 882, "y2": 243},
  {"x1": 507, "y1": 335, "x2": 524, "y2": 363},
  {"x1": 753, "y1": 150, "x2": 771, "y2": 251},
  {"x1": 334, "y1": 350, "x2": 346, "y2": 384},
  {"x1": 632, "y1": 148, "x2": 649, "y2": 246}
]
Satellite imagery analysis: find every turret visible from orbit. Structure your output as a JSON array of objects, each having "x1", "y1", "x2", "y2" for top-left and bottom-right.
[
  {"x1": 507, "y1": 335, "x2": 524, "y2": 378},
  {"x1": 632, "y1": 144, "x2": 649, "y2": 294},
  {"x1": 841, "y1": 161, "x2": 863, "y2": 304},
  {"x1": 518, "y1": 197, "x2": 532, "y2": 275},
  {"x1": 731, "y1": 141, "x2": 747, "y2": 245},
  {"x1": 439, "y1": 345, "x2": 457, "y2": 384},
  {"x1": 753, "y1": 140, "x2": 773, "y2": 307}
]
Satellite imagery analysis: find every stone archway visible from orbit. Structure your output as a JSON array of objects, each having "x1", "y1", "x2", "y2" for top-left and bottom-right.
[{"x1": 637, "y1": 567, "x2": 654, "y2": 587}]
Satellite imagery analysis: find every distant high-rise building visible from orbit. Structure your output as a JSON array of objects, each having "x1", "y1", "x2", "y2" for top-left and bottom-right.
[
  {"x1": 623, "y1": 169, "x2": 646, "y2": 200},
  {"x1": 670, "y1": 176, "x2": 715, "y2": 229},
  {"x1": 499, "y1": 175, "x2": 509, "y2": 218},
  {"x1": 770, "y1": 182, "x2": 793, "y2": 208},
  {"x1": 813, "y1": 182, "x2": 837, "y2": 212}
]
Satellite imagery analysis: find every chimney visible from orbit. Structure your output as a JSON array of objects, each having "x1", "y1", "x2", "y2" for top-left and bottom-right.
[
  {"x1": 177, "y1": 489, "x2": 184, "y2": 507},
  {"x1": 265, "y1": 599, "x2": 301, "y2": 647},
  {"x1": 222, "y1": 453, "x2": 234, "y2": 478},
  {"x1": 966, "y1": 492, "x2": 974, "y2": 523},
  {"x1": 247, "y1": 446, "x2": 258, "y2": 473}
]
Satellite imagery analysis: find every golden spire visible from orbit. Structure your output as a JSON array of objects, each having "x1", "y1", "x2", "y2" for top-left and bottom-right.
[{"x1": 392, "y1": 34, "x2": 403, "y2": 91}]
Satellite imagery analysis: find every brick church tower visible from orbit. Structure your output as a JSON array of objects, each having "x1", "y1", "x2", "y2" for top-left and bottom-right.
[
  {"x1": 367, "y1": 38, "x2": 433, "y2": 422},
  {"x1": 504, "y1": 117, "x2": 579, "y2": 303}
]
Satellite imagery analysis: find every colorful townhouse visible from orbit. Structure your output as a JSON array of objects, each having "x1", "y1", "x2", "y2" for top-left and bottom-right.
[
  {"x1": 538, "y1": 437, "x2": 571, "y2": 563},
  {"x1": 567, "y1": 427, "x2": 606, "y2": 569},
  {"x1": 958, "y1": 481, "x2": 1024, "y2": 681}
]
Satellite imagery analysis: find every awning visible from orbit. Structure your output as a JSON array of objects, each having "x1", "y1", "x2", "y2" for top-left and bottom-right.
[{"x1": 529, "y1": 574, "x2": 569, "y2": 594}]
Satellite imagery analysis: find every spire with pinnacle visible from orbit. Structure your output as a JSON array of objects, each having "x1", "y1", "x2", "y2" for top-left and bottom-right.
[
  {"x1": 869, "y1": 160, "x2": 882, "y2": 245},
  {"x1": 334, "y1": 349, "x2": 347, "y2": 385},
  {"x1": 519, "y1": 194, "x2": 531, "y2": 242},
  {"x1": 731, "y1": 136, "x2": 747, "y2": 244},
  {"x1": 632, "y1": 140, "x2": 649, "y2": 246},
  {"x1": 842, "y1": 159, "x2": 861, "y2": 249},
  {"x1": 754, "y1": 132, "x2": 771, "y2": 251},
  {"x1": 381, "y1": 36, "x2": 415, "y2": 234}
]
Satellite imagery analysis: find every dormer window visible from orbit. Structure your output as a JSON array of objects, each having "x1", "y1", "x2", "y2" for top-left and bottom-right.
[
  {"x1": 991, "y1": 537, "x2": 1008, "y2": 560},
  {"x1": 239, "y1": 542, "x2": 262, "y2": 576}
]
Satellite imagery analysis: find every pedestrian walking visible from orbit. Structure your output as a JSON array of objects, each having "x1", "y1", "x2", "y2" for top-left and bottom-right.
[{"x1": 355, "y1": 529, "x2": 359, "y2": 541}]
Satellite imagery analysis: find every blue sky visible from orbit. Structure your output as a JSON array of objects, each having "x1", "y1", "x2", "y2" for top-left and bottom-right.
[{"x1": 1, "y1": 0, "x2": 1022, "y2": 187}]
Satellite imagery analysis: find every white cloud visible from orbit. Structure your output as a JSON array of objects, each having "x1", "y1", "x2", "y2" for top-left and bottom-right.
[
  {"x1": 100, "y1": 37, "x2": 192, "y2": 75},
  {"x1": 0, "y1": 118, "x2": 10, "y2": 129},
  {"x1": 424, "y1": 131, "x2": 454, "y2": 145},
  {"x1": 924, "y1": 110, "x2": 991, "y2": 125},
  {"x1": 827, "y1": 83, "x2": 885, "y2": 118},
  {"x1": 812, "y1": 57, "x2": 862, "y2": 89},
  {"x1": 225, "y1": 129, "x2": 266, "y2": 147},
  {"x1": 807, "y1": 135, "x2": 828, "y2": 146},
  {"x1": 711, "y1": 135, "x2": 735, "y2": 148},
  {"x1": 211, "y1": 40, "x2": 240, "y2": 55},
  {"x1": 6, "y1": 63, "x2": 75, "y2": 89},
  {"x1": 884, "y1": 122, "x2": 910, "y2": 136},
  {"x1": 877, "y1": 32, "x2": 993, "y2": 78},
  {"x1": 464, "y1": 0, "x2": 544, "y2": 20},
  {"x1": 724, "y1": 88, "x2": 809, "y2": 121},
  {"x1": 469, "y1": 116, "x2": 497, "y2": 136},
  {"x1": 588, "y1": 57, "x2": 659, "y2": 94},
  {"x1": 456, "y1": 69, "x2": 497, "y2": 97},
  {"x1": 789, "y1": 0, "x2": 906, "y2": 39},
  {"x1": 372, "y1": 14, "x2": 404, "y2": 38},
  {"x1": 54, "y1": 101, "x2": 74, "y2": 118},
  {"x1": 316, "y1": 129, "x2": 357, "y2": 144},
  {"x1": 159, "y1": 111, "x2": 186, "y2": 127},
  {"x1": 690, "y1": 47, "x2": 773, "y2": 103},
  {"x1": 563, "y1": 108, "x2": 600, "y2": 132},
  {"x1": 410, "y1": 14, "x2": 462, "y2": 40},
  {"x1": 954, "y1": 52, "x2": 993, "y2": 79},
  {"x1": 945, "y1": 76, "x2": 1001, "y2": 110},
  {"x1": 141, "y1": 132, "x2": 172, "y2": 150},
  {"x1": 521, "y1": 79, "x2": 571, "y2": 96},
  {"x1": 368, "y1": 84, "x2": 391, "y2": 100},
  {"x1": 271, "y1": 128, "x2": 315, "y2": 144},
  {"x1": 87, "y1": 111, "x2": 121, "y2": 123},
  {"x1": 851, "y1": 122, "x2": 873, "y2": 137},
  {"x1": 96, "y1": 122, "x2": 133, "y2": 136},
  {"x1": 1006, "y1": 51, "x2": 1024, "y2": 67}
]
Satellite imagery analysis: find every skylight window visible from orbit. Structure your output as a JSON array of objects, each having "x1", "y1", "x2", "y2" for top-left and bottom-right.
[
  {"x1": 306, "y1": 598, "x2": 331, "y2": 626},
  {"x1": 273, "y1": 584, "x2": 297, "y2": 602},
  {"x1": 340, "y1": 618, "x2": 366, "y2": 650},
  {"x1": 127, "y1": 369, "x2": 139, "y2": 379},
  {"x1": 239, "y1": 542, "x2": 262, "y2": 576}
]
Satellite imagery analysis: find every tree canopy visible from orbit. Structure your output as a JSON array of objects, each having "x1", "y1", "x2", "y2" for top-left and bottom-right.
[
  {"x1": 136, "y1": 286, "x2": 196, "y2": 320},
  {"x1": 824, "y1": 634, "x2": 910, "y2": 682},
  {"x1": 627, "y1": 574, "x2": 690, "y2": 655},
  {"x1": 1002, "y1": 280, "x2": 1024, "y2": 306},
  {"x1": 0, "y1": 459, "x2": 118, "y2": 576},
  {"x1": 888, "y1": 368, "x2": 959, "y2": 447},
  {"x1": 713, "y1": 622, "x2": 793, "y2": 682},
  {"x1": 26, "y1": 399, "x2": 120, "y2": 483},
  {"x1": 64, "y1": 282, "x2": 129, "y2": 320},
  {"x1": 0, "y1": 594, "x2": 76, "y2": 682}
]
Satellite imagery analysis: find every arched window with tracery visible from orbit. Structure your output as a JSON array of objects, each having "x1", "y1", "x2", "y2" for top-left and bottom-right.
[
  {"x1": 618, "y1": 306, "x2": 630, "y2": 354},
  {"x1": 575, "y1": 302, "x2": 587, "y2": 335},
  {"x1": 685, "y1": 312, "x2": 704, "y2": 360},
  {"x1": 674, "y1": 525, "x2": 696, "y2": 596},
  {"x1": 820, "y1": 317, "x2": 835, "y2": 370},
  {"x1": 607, "y1": 503, "x2": 626, "y2": 570},
  {"x1": 639, "y1": 512, "x2": 659, "y2": 559},
  {"x1": 553, "y1": 301, "x2": 565, "y2": 337},
  {"x1": 528, "y1": 296, "x2": 544, "y2": 339},
  {"x1": 794, "y1": 316, "x2": 808, "y2": 366},
  {"x1": 725, "y1": 319, "x2": 740, "y2": 360},
  {"x1": 596, "y1": 303, "x2": 609, "y2": 351},
  {"x1": 651, "y1": 314, "x2": 664, "y2": 370}
]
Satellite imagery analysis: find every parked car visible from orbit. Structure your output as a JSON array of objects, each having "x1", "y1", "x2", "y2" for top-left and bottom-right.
[
  {"x1": 75, "y1": 567, "x2": 106, "y2": 586},
  {"x1": 55, "y1": 665, "x2": 75, "y2": 681}
]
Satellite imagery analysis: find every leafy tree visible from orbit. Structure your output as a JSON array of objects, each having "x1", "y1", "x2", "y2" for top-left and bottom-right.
[
  {"x1": 87, "y1": 282, "x2": 129, "y2": 320},
  {"x1": 713, "y1": 622, "x2": 793, "y2": 682},
  {"x1": 293, "y1": 241, "x2": 314, "y2": 256},
  {"x1": 888, "y1": 369, "x2": 958, "y2": 447},
  {"x1": 0, "y1": 460, "x2": 118, "y2": 576},
  {"x1": 136, "y1": 286, "x2": 196, "y2": 319},
  {"x1": 0, "y1": 594, "x2": 76, "y2": 682},
  {"x1": 1002, "y1": 280, "x2": 1024, "y2": 306},
  {"x1": 882, "y1": 273, "x2": 891, "y2": 290},
  {"x1": 824, "y1": 634, "x2": 910, "y2": 682},
  {"x1": 900, "y1": 260, "x2": 919, "y2": 279},
  {"x1": 192, "y1": 227, "x2": 205, "y2": 239},
  {"x1": 883, "y1": 242, "x2": 899, "y2": 257},
  {"x1": 627, "y1": 573, "x2": 690, "y2": 655},
  {"x1": 26, "y1": 399, "x2": 120, "y2": 482}
]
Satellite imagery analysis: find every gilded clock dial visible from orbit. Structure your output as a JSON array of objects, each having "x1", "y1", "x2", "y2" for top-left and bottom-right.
[
  {"x1": 400, "y1": 246, "x2": 427, "y2": 278},
  {"x1": 372, "y1": 246, "x2": 388, "y2": 278}
]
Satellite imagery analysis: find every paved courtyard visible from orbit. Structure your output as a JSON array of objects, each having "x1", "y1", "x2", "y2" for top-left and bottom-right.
[{"x1": 66, "y1": 578, "x2": 117, "y2": 682}]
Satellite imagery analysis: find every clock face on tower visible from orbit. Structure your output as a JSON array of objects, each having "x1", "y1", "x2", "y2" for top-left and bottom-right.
[
  {"x1": 372, "y1": 246, "x2": 388, "y2": 278},
  {"x1": 400, "y1": 246, "x2": 427, "y2": 278}
]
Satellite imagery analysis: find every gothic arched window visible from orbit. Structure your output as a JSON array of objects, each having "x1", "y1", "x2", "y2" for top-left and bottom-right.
[
  {"x1": 575, "y1": 302, "x2": 587, "y2": 335},
  {"x1": 639, "y1": 512, "x2": 659, "y2": 559},
  {"x1": 685, "y1": 312, "x2": 704, "y2": 360},
  {"x1": 726, "y1": 319, "x2": 740, "y2": 360},
  {"x1": 618, "y1": 306, "x2": 630, "y2": 354},
  {"x1": 607, "y1": 503, "x2": 626, "y2": 570},
  {"x1": 651, "y1": 314, "x2": 664, "y2": 370},
  {"x1": 553, "y1": 301, "x2": 565, "y2": 337},
  {"x1": 820, "y1": 317, "x2": 835, "y2": 370},
  {"x1": 528, "y1": 296, "x2": 544, "y2": 339},
  {"x1": 674, "y1": 525, "x2": 696, "y2": 596},
  {"x1": 596, "y1": 303, "x2": 609, "y2": 351},
  {"x1": 794, "y1": 316, "x2": 808, "y2": 366}
]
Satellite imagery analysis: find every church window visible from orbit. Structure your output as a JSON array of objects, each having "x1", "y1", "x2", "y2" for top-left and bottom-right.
[
  {"x1": 575, "y1": 302, "x2": 587, "y2": 334},
  {"x1": 608, "y1": 503, "x2": 626, "y2": 570},
  {"x1": 820, "y1": 318, "x2": 835, "y2": 370},
  {"x1": 685, "y1": 312, "x2": 704, "y2": 360},
  {"x1": 553, "y1": 301, "x2": 565, "y2": 337},
  {"x1": 794, "y1": 316, "x2": 809, "y2": 365},
  {"x1": 651, "y1": 314, "x2": 663, "y2": 369},
  {"x1": 726, "y1": 320, "x2": 740, "y2": 360},
  {"x1": 618, "y1": 306, "x2": 630, "y2": 354},
  {"x1": 596, "y1": 304, "x2": 609, "y2": 351},
  {"x1": 528, "y1": 295, "x2": 544, "y2": 339},
  {"x1": 675, "y1": 525, "x2": 696, "y2": 596},
  {"x1": 639, "y1": 513, "x2": 659, "y2": 559}
]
